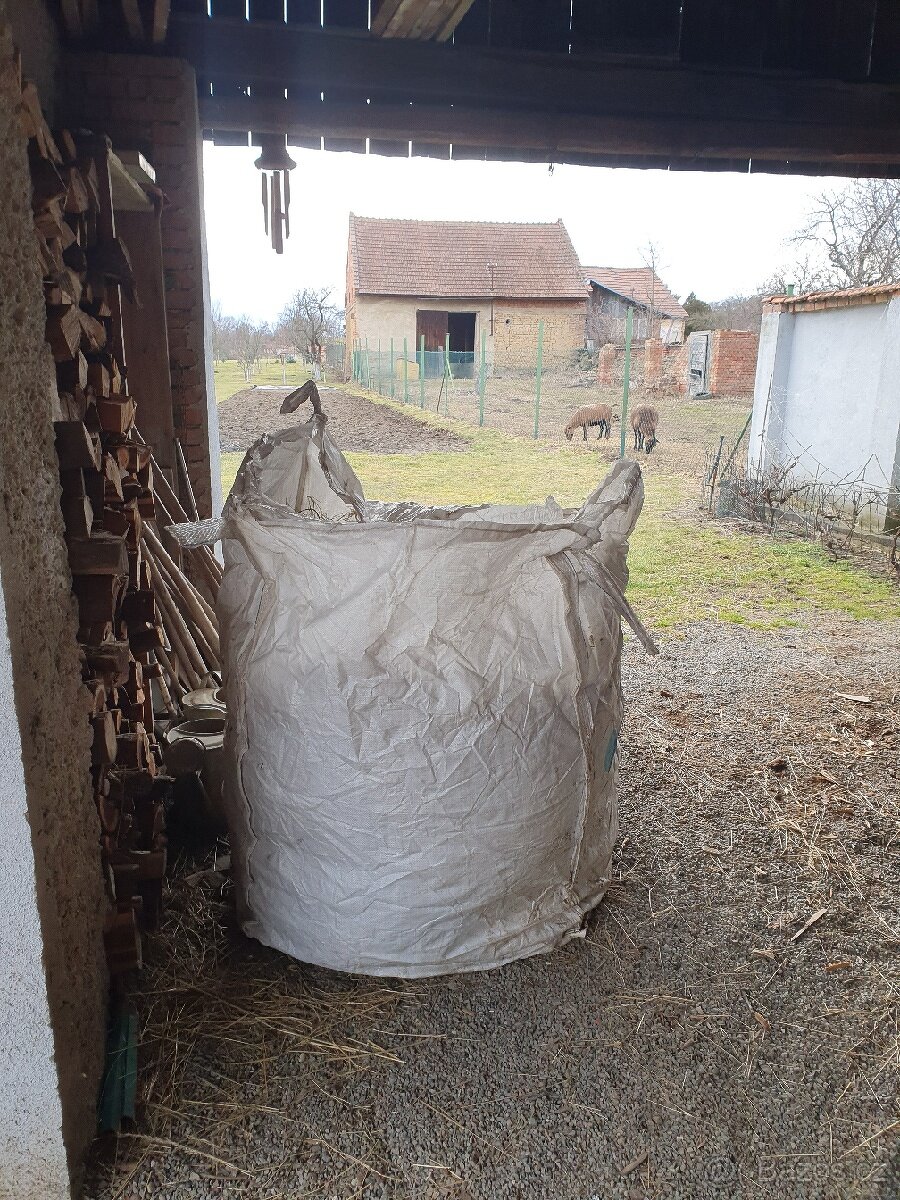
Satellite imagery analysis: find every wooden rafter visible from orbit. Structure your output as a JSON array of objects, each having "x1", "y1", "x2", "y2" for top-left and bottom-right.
[
  {"x1": 152, "y1": 0, "x2": 172, "y2": 45},
  {"x1": 59, "y1": 0, "x2": 83, "y2": 38},
  {"x1": 200, "y1": 93, "x2": 900, "y2": 171},
  {"x1": 121, "y1": 0, "x2": 146, "y2": 41},
  {"x1": 81, "y1": 0, "x2": 100, "y2": 31},
  {"x1": 371, "y1": 0, "x2": 477, "y2": 41}
]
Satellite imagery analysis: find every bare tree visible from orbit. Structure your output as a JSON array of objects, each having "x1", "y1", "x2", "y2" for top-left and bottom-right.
[
  {"x1": 277, "y1": 287, "x2": 343, "y2": 364},
  {"x1": 232, "y1": 317, "x2": 267, "y2": 382},
  {"x1": 759, "y1": 251, "x2": 831, "y2": 297},
  {"x1": 639, "y1": 241, "x2": 666, "y2": 340},
  {"x1": 779, "y1": 180, "x2": 900, "y2": 290},
  {"x1": 210, "y1": 301, "x2": 238, "y2": 363}
]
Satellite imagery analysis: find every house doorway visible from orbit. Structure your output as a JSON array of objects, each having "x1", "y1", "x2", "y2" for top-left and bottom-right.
[{"x1": 415, "y1": 309, "x2": 477, "y2": 378}]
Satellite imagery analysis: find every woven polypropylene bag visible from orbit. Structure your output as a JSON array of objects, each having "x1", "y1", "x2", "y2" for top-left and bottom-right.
[{"x1": 218, "y1": 415, "x2": 653, "y2": 977}]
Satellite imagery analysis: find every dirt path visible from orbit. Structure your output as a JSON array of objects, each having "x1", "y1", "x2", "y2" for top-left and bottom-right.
[
  {"x1": 86, "y1": 618, "x2": 899, "y2": 1200},
  {"x1": 217, "y1": 385, "x2": 470, "y2": 455}
]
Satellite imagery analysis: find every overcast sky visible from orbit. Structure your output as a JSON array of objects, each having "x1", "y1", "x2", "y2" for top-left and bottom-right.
[{"x1": 202, "y1": 143, "x2": 844, "y2": 324}]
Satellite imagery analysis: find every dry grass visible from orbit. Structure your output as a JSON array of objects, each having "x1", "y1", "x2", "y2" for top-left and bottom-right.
[{"x1": 86, "y1": 860, "x2": 408, "y2": 1196}]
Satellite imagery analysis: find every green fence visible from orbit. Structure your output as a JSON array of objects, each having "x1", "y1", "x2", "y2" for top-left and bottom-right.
[{"x1": 348, "y1": 324, "x2": 754, "y2": 481}]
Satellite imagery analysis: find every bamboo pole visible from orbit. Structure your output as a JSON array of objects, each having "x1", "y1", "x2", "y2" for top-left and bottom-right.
[
  {"x1": 145, "y1": 549, "x2": 207, "y2": 686},
  {"x1": 175, "y1": 438, "x2": 200, "y2": 522},
  {"x1": 148, "y1": 546, "x2": 220, "y2": 672},
  {"x1": 143, "y1": 524, "x2": 220, "y2": 657},
  {"x1": 155, "y1": 645, "x2": 185, "y2": 702}
]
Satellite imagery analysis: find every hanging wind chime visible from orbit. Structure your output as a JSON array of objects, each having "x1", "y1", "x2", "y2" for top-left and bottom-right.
[{"x1": 255, "y1": 135, "x2": 296, "y2": 254}]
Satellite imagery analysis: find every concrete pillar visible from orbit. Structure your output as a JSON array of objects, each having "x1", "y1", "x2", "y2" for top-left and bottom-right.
[
  {"x1": 0, "y1": 565, "x2": 71, "y2": 1200},
  {"x1": 0, "y1": 9, "x2": 108, "y2": 1192}
]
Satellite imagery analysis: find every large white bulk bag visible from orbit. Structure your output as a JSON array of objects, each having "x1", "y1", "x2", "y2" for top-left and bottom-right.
[{"x1": 217, "y1": 413, "x2": 653, "y2": 978}]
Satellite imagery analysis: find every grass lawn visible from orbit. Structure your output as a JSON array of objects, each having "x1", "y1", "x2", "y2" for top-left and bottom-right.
[
  {"x1": 213, "y1": 359, "x2": 313, "y2": 406},
  {"x1": 219, "y1": 394, "x2": 900, "y2": 632}
]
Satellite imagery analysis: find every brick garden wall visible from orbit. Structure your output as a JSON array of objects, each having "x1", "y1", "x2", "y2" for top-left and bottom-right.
[
  {"x1": 707, "y1": 329, "x2": 758, "y2": 397},
  {"x1": 62, "y1": 53, "x2": 219, "y2": 517}
]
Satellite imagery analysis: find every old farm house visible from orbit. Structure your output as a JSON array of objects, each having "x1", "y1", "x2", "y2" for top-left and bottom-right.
[
  {"x1": 584, "y1": 265, "x2": 689, "y2": 345},
  {"x1": 345, "y1": 216, "x2": 587, "y2": 373}
]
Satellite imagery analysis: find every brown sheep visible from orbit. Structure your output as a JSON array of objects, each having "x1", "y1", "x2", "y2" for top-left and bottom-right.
[
  {"x1": 630, "y1": 404, "x2": 659, "y2": 453},
  {"x1": 564, "y1": 402, "x2": 614, "y2": 442}
]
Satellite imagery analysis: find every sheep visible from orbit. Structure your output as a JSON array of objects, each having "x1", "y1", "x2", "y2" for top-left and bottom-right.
[
  {"x1": 564, "y1": 402, "x2": 614, "y2": 442},
  {"x1": 630, "y1": 404, "x2": 659, "y2": 453}
]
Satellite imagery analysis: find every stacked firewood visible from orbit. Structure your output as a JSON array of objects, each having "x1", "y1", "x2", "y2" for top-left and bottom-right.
[{"x1": 21, "y1": 71, "x2": 221, "y2": 976}]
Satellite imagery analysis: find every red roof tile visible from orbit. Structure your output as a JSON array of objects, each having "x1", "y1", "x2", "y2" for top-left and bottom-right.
[
  {"x1": 765, "y1": 282, "x2": 900, "y2": 310},
  {"x1": 349, "y1": 216, "x2": 586, "y2": 299},
  {"x1": 582, "y1": 265, "x2": 688, "y2": 319}
]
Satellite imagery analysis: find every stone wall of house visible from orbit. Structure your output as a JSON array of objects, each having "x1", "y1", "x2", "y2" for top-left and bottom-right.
[{"x1": 62, "y1": 52, "x2": 220, "y2": 516}]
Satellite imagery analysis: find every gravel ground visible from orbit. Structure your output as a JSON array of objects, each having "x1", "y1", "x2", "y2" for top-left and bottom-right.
[
  {"x1": 86, "y1": 617, "x2": 899, "y2": 1200},
  {"x1": 217, "y1": 386, "x2": 471, "y2": 454}
]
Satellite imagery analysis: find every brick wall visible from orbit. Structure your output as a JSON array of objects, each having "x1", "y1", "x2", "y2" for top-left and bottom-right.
[
  {"x1": 708, "y1": 329, "x2": 758, "y2": 397},
  {"x1": 62, "y1": 52, "x2": 219, "y2": 517},
  {"x1": 644, "y1": 338, "x2": 663, "y2": 387}
]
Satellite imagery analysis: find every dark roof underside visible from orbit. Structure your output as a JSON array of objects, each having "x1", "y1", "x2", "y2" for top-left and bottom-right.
[{"x1": 68, "y1": 3, "x2": 900, "y2": 178}]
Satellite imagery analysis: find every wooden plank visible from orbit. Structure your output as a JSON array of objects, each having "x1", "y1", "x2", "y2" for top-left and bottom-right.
[
  {"x1": 121, "y1": 0, "x2": 147, "y2": 40},
  {"x1": 323, "y1": 0, "x2": 368, "y2": 29},
  {"x1": 435, "y1": 0, "x2": 478, "y2": 42},
  {"x1": 170, "y1": 16, "x2": 900, "y2": 129},
  {"x1": 152, "y1": 0, "x2": 172, "y2": 43},
  {"x1": 117, "y1": 209, "x2": 176, "y2": 476},
  {"x1": 199, "y1": 93, "x2": 900, "y2": 167},
  {"x1": 59, "y1": 0, "x2": 83, "y2": 38}
]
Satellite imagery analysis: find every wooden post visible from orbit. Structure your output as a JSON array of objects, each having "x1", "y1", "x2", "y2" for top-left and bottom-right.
[
  {"x1": 444, "y1": 332, "x2": 451, "y2": 416},
  {"x1": 620, "y1": 307, "x2": 633, "y2": 459},
  {"x1": 533, "y1": 320, "x2": 544, "y2": 439},
  {"x1": 389, "y1": 337, "x2": 395, "y2": 399},
  {"x1": 478, "y1": 327, "x2": 487, "y2": 427}
]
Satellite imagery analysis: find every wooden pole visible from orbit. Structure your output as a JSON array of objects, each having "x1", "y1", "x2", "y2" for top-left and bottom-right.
[
  {"x1": 478, "y1": 327, "x2": 486, "y2": 426},
  {"x1": 620, "y1": 307, "x2": 633, "y2": 459},
  {"x1": 533, "y1": 320, "x2": 544, "y2": 439}
]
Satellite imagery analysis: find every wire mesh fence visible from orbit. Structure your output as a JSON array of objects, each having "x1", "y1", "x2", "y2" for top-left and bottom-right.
[
  {"x1": 703, "y1": 419, "x2": 899, "y2": 546},
  {"x1": 346, "y1": 327, "x2": 754, "y2": 481}
]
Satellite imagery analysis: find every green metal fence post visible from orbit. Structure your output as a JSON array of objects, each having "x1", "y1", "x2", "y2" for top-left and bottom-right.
[
  {"x1": 478, "y1": 328, "x2": 486, "y2": 426},
  {"x1": 419, "y1": 335, "x2": 426, "y2": 408},
  {"x1": 365, "y1": 338, "x2": 371, "y2": 390},
  {"x1": 389, "y1": 337, "x2": 395, "y2": 399},
  {"x1": 533, "y1": 321, "x2": 544, "y2": 439},
  {"x1": 377, "y1": 339, "x2": 383, "y2": 395},
  {"x1": 619, "y1": 308, "x2": 633, "y2": 458},
  {"x1": 444, "y1": 333, "x2": 451, "y2": 416},
  {"x1": 403, "y1": 337, "x2": 409, "y2": 403}
]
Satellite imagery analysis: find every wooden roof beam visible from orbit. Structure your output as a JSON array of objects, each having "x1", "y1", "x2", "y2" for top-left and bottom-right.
[
  {"x1": 372, "y1": 0, "x2": 477, "y2": 41},
  {"x1": 120, "y1": 0, "x2": 146, "y2": 41},
  {"x1": 152, "y1": 0, "x2": 171, "y2": 45},
  {"x1": 58, "y1": 0, "x2": 84, "y2": 38},
  {"x1": 199, "y1": 93, "x2": 900, "y2": 172}
]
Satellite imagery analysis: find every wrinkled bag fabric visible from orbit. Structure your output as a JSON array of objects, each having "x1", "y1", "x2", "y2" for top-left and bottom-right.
[{"x1": 218, "y1": 414, "x2": 653, "y2": 978}]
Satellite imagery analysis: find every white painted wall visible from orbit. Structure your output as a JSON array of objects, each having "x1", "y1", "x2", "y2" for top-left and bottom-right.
[
  {"x1": 0, "y1": 563, "x2": 71, "y2": 1200},
  {"x1": 750, "y1": 300, "x2": 900, "y2": 503}
]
